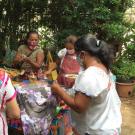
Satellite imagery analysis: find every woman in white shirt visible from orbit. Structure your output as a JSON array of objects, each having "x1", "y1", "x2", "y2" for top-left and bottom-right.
[
  {"x1": 0, "y1": 70, "x2": 20, "y2": 135},
  {"x1": 51, "y1": 35, "x2": 122, "y2": 135}
]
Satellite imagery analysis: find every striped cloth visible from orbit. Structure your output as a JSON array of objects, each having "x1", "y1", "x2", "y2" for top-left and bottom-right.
[{"x1": 0, "y1": 70, "x2": 16, "y2": 135}]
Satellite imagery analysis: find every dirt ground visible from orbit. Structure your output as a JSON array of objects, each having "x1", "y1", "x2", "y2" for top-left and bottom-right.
[{"x1": 121, "y1": 95, "x2": 135, "y2": 135}]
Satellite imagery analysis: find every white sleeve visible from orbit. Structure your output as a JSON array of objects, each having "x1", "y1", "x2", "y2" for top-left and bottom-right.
[
  {"x1": 74, "y1": 69, "x2": 108, "y2": 97},
  {"x1": 57, "y1": 48, "x2": 67, "y2": 58},
  {"x1": 5, "y1": 77, "x2": 16, "y2": 102}
]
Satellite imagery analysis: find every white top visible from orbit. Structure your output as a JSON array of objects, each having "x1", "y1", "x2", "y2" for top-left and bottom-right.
[
  {"x1": 0, "y1": 71, "x2": 16, "y2": 135},
  {"x1": 58, "y1": 48, "x2": 84, "y2": 72},
  {"x1": 57, "y1": 48, "x2": 67, "y2": 58},
  {"x1": 71, "y1": 66, "x2": 122, "y2": 135}
]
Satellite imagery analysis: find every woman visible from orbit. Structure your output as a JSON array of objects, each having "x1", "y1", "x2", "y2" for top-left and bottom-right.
[
  {"x1": 13, "y1": 31, "x2": 44, "y2": 73},
  {"x1": 51, "y1": 35, "x2": 122, "y2": 135},
  {"x1": 0, "y1": 70, "x2": 20, "y2": 135},
  {"x1": 57, "y1": 35, "x2": 81, "y2": 88}
]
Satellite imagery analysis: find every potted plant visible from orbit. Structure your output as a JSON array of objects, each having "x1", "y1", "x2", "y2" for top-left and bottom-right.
[{"x1": 112, "y1": 58, "x2": 135, "y2": 97}]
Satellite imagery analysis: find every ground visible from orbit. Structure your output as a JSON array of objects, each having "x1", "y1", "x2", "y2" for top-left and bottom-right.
[{"x1": 121, "y1": 95, "x2": 135, "y2": 135}]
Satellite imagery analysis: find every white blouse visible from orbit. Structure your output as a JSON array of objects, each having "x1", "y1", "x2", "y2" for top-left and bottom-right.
[
  {"x1": 71, "y1": 66, "x2": 122, "y2": 135},
  {"x1": 0, "y1": 71, "x2": 16, "y2": 135}
]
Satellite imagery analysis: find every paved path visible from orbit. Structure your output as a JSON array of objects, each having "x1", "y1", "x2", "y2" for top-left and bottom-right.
[{"x1": 121, "y1": 96, "x2": 135, "y2": 135}]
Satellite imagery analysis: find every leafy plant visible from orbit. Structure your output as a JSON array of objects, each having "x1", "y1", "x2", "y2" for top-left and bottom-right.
[
  {"x1": 123, "y1": 27, "x2": 135, "y2": 62},
  {"x1": 112, "y1": 58, "x2": 135, "y2": 82},
  {"x1": 101, "y1": 23, "x2": 127, "y2": 41},
  {"x1": 124, "y1": 44, "x2": 135, "y2": 62},
  {"x1": 47, "y1": 0, "x2": 134, "y2": 48},
  {"x1": 0, "y1": 0, "x2": 134, "y2": 52}
]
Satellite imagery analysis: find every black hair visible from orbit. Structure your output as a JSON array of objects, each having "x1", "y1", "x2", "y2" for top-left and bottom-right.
[
  {"x1": 75, "y1": 35, "x2": 113, "y2": 70},
  {"x1": 18, "y1": 39, "x2": 27, "y2": 46},
  {"x1": 26, "y1": 31, "x2": 39, "y2": 40}
]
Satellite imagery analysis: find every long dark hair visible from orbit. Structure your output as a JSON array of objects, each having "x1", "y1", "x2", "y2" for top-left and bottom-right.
[{"x1": 75, "y1": 35, "x2": 113, "y2": 70}]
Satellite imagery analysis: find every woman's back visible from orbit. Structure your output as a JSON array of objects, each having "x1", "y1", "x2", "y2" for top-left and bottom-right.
[
  {"x1": 51, "y1": 35, "x2": 122, "y2": 135},
  {"x1": 72, "y1": 66, "x2": 122, "y2": 135}
]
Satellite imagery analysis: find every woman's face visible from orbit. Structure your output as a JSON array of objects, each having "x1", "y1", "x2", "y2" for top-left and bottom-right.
[
  {"x1": 65, "y1": 43, "x2": 75, "y2": 55},
  {"x1": 27, "y1": 33, "x2": 39, "y2": 50},
  {"x1": 77, "y1": 51, "x2": 89, "y2": 69}
]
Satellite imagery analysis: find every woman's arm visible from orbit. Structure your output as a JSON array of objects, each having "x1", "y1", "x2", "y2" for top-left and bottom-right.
[
  {"x1": 44, "y1": 62, "x2": 57, "y2": 75},
  {"x1": 4, "y1": 74, "x2": 20, "y2": 119},
  {"x1": 44, "y1": 56, "x2": 60, "y2": 75},
  {"x1": 51, "y1": 82, "x2": 90, "y2": 113},
  {"x1": 23, "y1": 51, "x2": 44, "y2": 69},
  {"x1": 13, "y1": 52, "x2": 24, "y2": 64},
  {"x1": 13, "y1": 45, "x2": 25, "y2": 65},
  {"x1": 6, "y1": 98, "x2": 20, "y2": 119}
]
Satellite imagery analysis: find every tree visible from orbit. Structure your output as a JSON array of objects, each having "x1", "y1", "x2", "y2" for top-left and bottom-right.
[
  {"x1": 0, "y1": 0, "x2": 134, "y2": 52},
  {"x1": 47, "y1": 0, "x2": 134, "y2": 49},
  {"x1": 0, "y1": 0, "x2": 49, "y2": 51}
]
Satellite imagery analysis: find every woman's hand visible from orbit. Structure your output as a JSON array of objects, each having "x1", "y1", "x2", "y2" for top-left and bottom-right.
[
  {"x1": 23, "y1": 56, "x2": 31, "y2": 63},
  {"x1": 16, "y1": 54, "x2": 25, "y2": 62},
  {"x1": 51, "y1": 81, "x2": 61, "y2": 95},
  {"x1": 44, "y1": 69, "x2": 51, "y2": 76},
  {"x1": 21, "y1": 54, "x2": 26, "y2": 59}
]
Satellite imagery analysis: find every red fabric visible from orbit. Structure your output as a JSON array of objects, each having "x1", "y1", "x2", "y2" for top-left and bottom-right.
[
  {"x1": 1, "y1": 91, "x2": 7, "y2": 110},
  {"x1": 6, "y1": 91, "x2": 17, "y2": 103},
  {"x1": 60, "y1": 54, "x2": 80, "y2": 74},
  {"x1": 58, "y1": 54, "x2": 80, "y2": 88},
  {"x1": 57, "y1": 74, "x2": 75, "y2": 88}
]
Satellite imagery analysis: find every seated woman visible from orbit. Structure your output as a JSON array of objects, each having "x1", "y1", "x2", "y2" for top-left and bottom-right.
[
  {"x1": 0, "y1": 70, "x2": 20, "y2": 135},
  {"x1": 13, "y1": 31, "x2": 44, "y2": 74},
  {"x1": 57, "y1": 35, "x2": 81, "y2": 88}
]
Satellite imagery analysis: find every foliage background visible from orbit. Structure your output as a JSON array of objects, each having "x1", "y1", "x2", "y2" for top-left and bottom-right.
[{"x1": 0, "y1": 0, "x2": 134, "y2": 58}]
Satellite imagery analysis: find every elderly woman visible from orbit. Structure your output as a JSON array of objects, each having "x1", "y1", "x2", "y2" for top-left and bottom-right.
[{"x1": 13, "y1": 31, "x2": 44, "y2": 73}]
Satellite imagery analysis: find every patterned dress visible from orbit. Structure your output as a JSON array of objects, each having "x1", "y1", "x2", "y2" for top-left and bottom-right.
[
  {"x1": 0, "y1": 70, "x2": 16, "y2": 135},
  {"x1": 57, "y1": 53, "x2": 80, "y2": 88}
]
